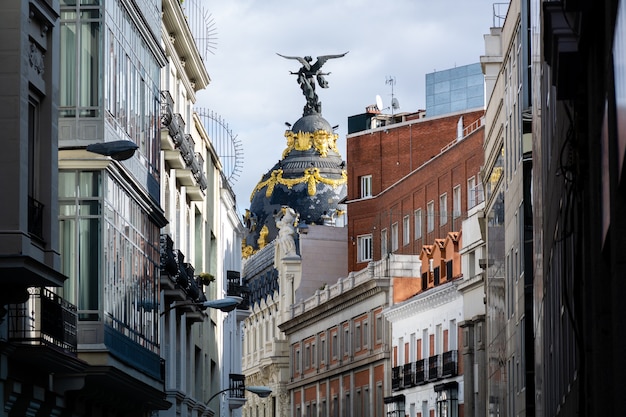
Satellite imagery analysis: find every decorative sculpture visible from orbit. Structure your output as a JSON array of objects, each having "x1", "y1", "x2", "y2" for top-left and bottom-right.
[
  {"x1": 277, "y1": 52, "x2": 348, "y2": 115},
  {"x1": 274, "y1": 206, "x2": 298, "y2": 264}
]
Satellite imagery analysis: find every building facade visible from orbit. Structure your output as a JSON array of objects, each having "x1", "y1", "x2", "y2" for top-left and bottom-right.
[
  {"x1": 346, "y1": 108, "x2": 485, "y2": 274},
  {"x1": 480, "y1": 1, "x2": 535, "y2": 416},
  {"x1": 384, "y1": 242, "x2": 463, "y2": 417},
  {"x1": 280, "y1": 254, "x2": 403, "y2": 417},
  {"x1": 537, "y1": 0, "x2": 626, "y2": 416}
]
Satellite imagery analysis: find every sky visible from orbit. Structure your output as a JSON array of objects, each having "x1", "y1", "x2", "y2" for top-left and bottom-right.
[{"x1": 194, "y1": 1, "x2": 499, "y2": 216}]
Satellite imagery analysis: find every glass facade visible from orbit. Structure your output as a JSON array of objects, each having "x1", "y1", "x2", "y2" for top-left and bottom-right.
[
  {"x1": 426, "y1": 63, "x2": 485, "y2": 117},
  {"x1": 59, "y1": 170, "x2": 160, "y2": 353},
  {"x1": 60, "y1": 0, "x2": 161, "y2": 179}
]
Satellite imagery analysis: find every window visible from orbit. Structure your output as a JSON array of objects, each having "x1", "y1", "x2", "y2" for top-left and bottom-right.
[
  {"x1": 332, "y1": 332, "x2": 338, "y2": 359},
  {"x1": 468, "y1": 176, "x2": 477, "y2": 208},
  {"x1": 312, "y1": 342, "x2": 317, "y2": 367},
  {"x1": 295, "y1": 347, "x2": 301, "y2": 373},
  {"x1": 453, "y1": 185, "x2": 461, "y2": 218},
  {"x1": 391, "y1": 222, "x2": 399, "y2": 252},
  {"x1": 376, "y1": 314, "x2": 383, "y2": 342},
  {"x1": 305, "y1": 344, "x2": 310, "y2": 369},
  {"x1": 360, "y1": 175, "x2": 372, "y2": 198},
  {"x1": 436, "y1": 385, "x2": 458, "y2": 417},
  {"x1": 414, "y1": 209, "x2": 423, "y2": 239},
  {"x1": 363, "y1": 321, "x2": 369, "y2": 348},
  {"x1": 357, "y1": 234, "x2": 373, "y2": 262},
  {"x1": 344, "y1": 325, "x2": 350, "y2": 356},
  {"x1": 440, "y1": 193, "x2": 448, "y2": 225},
  {"x1": 320, "y1": 338, "x2": 326, "y2": 364},
  {"x1": 403, "y1": 215, "x2": 410, "y2": 246},
  {"x1": 381, "y1": 229, "x2": 388, "y2": 257},
  {"x1": 355, "y1": 323, "x2": 362, "y2": 351},
  {"x1": 427, "y1": 201, "x2": 435, "y2": 232}
]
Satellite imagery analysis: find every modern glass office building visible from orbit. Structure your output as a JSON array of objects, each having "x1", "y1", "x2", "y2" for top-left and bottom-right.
[{"x1": 425, "y1": 62, "x2": 485, "y2": 117}]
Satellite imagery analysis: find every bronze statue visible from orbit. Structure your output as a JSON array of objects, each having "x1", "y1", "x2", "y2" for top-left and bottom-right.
[{"x1": 277, "y1": 52, "x2": 348, "y2": 115}]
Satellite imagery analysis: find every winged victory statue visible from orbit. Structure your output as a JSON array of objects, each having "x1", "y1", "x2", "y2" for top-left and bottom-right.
[{"x1": 277, "y1": 52, "x2": 349, "y2": 115}]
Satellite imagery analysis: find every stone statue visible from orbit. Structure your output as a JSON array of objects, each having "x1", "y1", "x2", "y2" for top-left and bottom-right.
[
  {"x1": 274, "y1": 206, "x2": 298, "y2": 264},
  {"x1": 277, "y1": 52, "x2": 348, "y2": 115}
]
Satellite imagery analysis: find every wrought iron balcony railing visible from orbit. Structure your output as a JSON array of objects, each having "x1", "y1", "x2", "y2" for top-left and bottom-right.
[
  {"x1": 403, "y1": 362, "x2": 415, "y2": 387},
  {"x1": 441, "y1": 350, "x2": 458, "y2": 377},
  {"x1": 428, "y1": 354, "x2": 441, "y2": 381},
  {"x1": 415, "y1": 358, "x2": 426, "y2": 384},
  {"x1": 7, "y1": 287, "x2": 77, "y2": 353},
  {"x1": 160, "y1": 90, "x2": 174, "y2": 127},
  {"x1": 227, "y1": 271, "x2": 250, "y2": 310},
  {"x1": 391, "y1": 366, "x2": 403, "y2": 391}
]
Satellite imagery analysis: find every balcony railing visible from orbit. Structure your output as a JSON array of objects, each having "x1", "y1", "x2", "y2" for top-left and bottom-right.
[
  {"x1": 442, "y1": 350, "x2": 458, "y2": 377},
  {"x1": 415, "y1": 358, "x2": 426, "y2": 384},
  {"x1": 160, "y1": 90, "x2": 174, "y2": 127},
  {"x1": 391, "y1": 366, "x2": 402, "y2": 391},
  {"x1": 428, "y1": 354, "x2": 441, "y2": 380},
  {"x1": 403, "y1": 362, "x2": 415, "y2": 387},
  {"x1": 227, "y1": 271, "x2": 250, "y2": 310},
  {"x1": 7, "y1": 287, "x2": 77, "y2": 353}
]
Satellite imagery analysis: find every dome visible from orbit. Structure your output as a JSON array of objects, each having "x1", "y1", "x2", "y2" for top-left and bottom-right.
[{"x1": 242, "y1": 113, "x2": 347, "y2": 257}]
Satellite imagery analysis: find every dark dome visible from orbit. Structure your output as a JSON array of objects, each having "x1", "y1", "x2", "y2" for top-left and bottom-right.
[
  {"x1": 292, "y1": 114, "x2": 333, "y2": 134},
  {"x1": 242, "y1": 113, "x2": 347, "y2": 256}
]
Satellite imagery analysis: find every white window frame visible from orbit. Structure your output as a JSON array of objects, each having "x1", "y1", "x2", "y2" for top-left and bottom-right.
[
  {"x1": 427, "y1": 201, "x2": 435, "y2": 232},
  {"x1": 440, "y1": 193, "x2": 448, "y2": 225},
  {"x1": 391, "y1": 222, "x2": 399, "y2": 252},
  {"x1": 414, "y1": 209, "x2": 422, "y2": 239},
  {"x1": 360, "y1": 175, "x2": 372, "y2": 198},
  {"x1": 468, "y1": 176, "x2": 477, "y2": 209},
  {"x1": 453, "y1": 185, "x2": 461, "y2": 218},
  {"x1": 357, "y1": 234, "x2": 373, "y2": 262},
  {"x1": 381, "y1": 228, "x2": 388, "y2": 257},
  {"x1": 403, "y1": 215, "x2": 410, "y2": 246}
]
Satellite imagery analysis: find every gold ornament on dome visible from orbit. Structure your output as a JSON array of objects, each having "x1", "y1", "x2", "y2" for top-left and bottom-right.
[
  {"x1": 250, "y1": 167, "x2": 347, "y2": 201},
  {"x1": 282, "y1": 129, "x2": 339, "y2": 158},
  {"x1": 242, "y1": 239, "x2": 255, "y2": 259},
  {"x1": 257, "y1": 225, "x2": 269, "y2": 249}
]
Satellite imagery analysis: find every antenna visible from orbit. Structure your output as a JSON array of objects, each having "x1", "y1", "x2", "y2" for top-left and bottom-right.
[{"x1": 386, "y1": 76, "x2": 399, "y2": 116}]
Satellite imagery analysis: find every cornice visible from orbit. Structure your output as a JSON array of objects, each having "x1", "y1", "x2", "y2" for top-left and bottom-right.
[{"x1": 384, "y1": 281, "x2": 461, "y2": 321}]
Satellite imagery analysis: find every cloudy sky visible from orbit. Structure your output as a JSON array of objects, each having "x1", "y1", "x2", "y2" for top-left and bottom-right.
[{"x1": 194, "y1": 1, "x2": 499, "y2": 215}]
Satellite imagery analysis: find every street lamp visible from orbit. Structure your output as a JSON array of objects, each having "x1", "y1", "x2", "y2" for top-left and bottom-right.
[
  {"x1": 86, "y1": 140, "x2": 139, "y2": 161},
  {"x1": 160, "y1": 296, "x2": 243, "y2": 316},
  {"x1": 205, "y1": 385, "x2": 272, "y2": 405}
]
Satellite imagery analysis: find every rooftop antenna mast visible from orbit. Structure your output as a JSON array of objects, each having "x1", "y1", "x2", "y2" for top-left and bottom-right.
[{"x1": 386, "y1": 76, "x2": 400, "y2": 117}]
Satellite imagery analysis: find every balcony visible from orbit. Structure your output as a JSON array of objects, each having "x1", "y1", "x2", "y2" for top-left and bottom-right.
[
  {"x1": 403, "y1": 362, "x2": 415, "y2": 387},
  {"x1": 227, "y1": 373, "x2": 246, "y2": 410},
  {"x1": 391, "y1": 365, "x2": 403, "y2": 391},
  {"x1": 160, "y1": 90, "x2": 174, "y2": 127},
  {"x1": 441, "y1": 350, "x2": 458, "y2": 377},
  {"x1": 7, "y1": 287, "x2": 77, "y2": 353},
  {"x1": 160, "y1": 234, "x2": 207, "y2": 313},
  {"x1": 428, "y1": 354, "x2": 441, "y2": 380},
  {"x1": 415, "y1": 358, "x2": 426, "y2": 384},
  {"x1": 227, "y1": 270, "x2": 250, "y2": 309}
]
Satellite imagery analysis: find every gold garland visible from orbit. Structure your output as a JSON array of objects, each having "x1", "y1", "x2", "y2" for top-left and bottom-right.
[
  {"x1": 250, "y1": 168, "x2": 347, "y2": 201},
  {"x1": 282, "y1": 129, "x2": 339, "y2": 158}
]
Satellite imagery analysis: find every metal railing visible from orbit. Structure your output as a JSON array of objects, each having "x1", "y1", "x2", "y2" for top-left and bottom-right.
[{"x1": 7, "y1": 287, "x2": 77, "y2": 353}]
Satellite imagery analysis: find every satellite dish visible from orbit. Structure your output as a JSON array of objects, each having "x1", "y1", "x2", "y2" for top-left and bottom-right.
[
  {"x1": 375, "y1": 94, "x2": 383, "y2": 111},
  {"x1": 391, "y1": 97, "x2": 400, "y2": 110}
]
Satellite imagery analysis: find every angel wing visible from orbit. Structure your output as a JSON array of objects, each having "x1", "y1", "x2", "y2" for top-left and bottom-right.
[
  {"x1": 311, "y1": 51, "x2": 349, "y2": 72},
  {"x1": 276, "y1": 53, "x2": 311, "y2": 70}
]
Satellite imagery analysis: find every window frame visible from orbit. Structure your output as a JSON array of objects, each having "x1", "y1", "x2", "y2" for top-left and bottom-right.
[
  {"x1": 357, "y1": 234, "x2": 373, "y2": 262},
  {"x1": 360, "y1": 174, "x2": 372, "y2": 198}
]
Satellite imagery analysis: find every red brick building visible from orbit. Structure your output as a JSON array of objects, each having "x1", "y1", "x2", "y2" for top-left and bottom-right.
[{"x1": 346, "y1": 109, "x2": 484, "y2": 273}]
